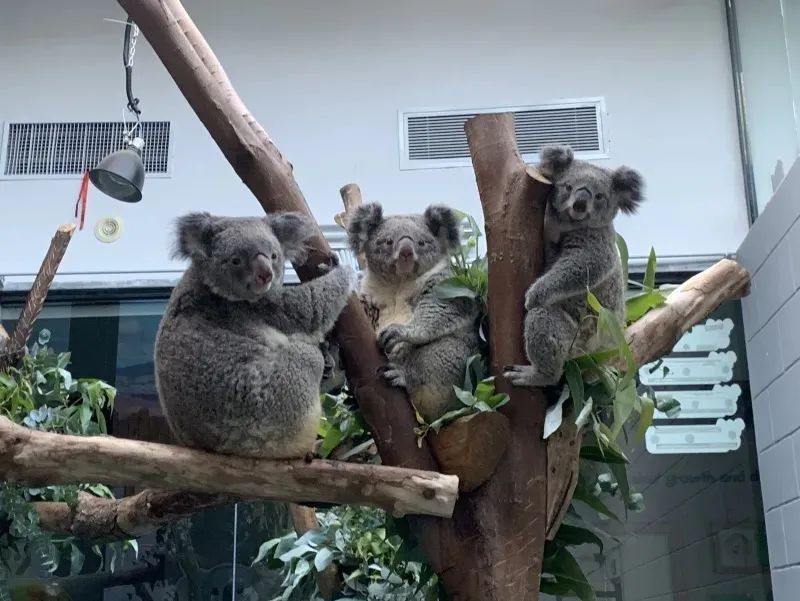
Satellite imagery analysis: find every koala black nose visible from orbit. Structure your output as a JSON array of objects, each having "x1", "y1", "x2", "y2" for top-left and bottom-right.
[
  {"x1": 572, "y1": 198, "x2": 587, "y2": 213},
  {"x1": 572, "y1": 188, "x2": 591, "y2": 213}
]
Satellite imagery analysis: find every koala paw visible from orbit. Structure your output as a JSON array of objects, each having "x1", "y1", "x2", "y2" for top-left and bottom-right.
[
  {"x1": 524, "y1": 286, "x2": 546, "y2": 310},
  {"x1": 503, "y1": 364, "x2": 539, "y2": 387},
  {"x1": 378, "y1": 325, "x2": 412, "y2": 359},
  {"x1": 378, "y1": 363, "x2": 408, "y2": 388}
]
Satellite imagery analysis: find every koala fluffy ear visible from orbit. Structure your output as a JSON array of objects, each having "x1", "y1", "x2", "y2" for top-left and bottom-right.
[
  {"x1": 346, "y1": 202, "x2": 384, "y2": 254},
  {"x1": 267, "y1": 212, "x2": 316, "y2": 263},
  {"x1": 172, "y1": 212, "x2": 219, "y2": 261},
  {"x1": 612, "y1": 166, "x2": 645, "y2": 215},
  {"x1": 424, "y1": 204, "x2": 461, "y2": 251},
  {"x1": 538, "y1": 145, "x2": 575, "y2": 179}
]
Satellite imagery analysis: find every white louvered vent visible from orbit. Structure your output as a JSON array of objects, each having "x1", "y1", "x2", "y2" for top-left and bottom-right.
[
  {"x1": 400, "y1": 99, "x2": 606, "y2": 170},
  {"x1": 1, "y1": 121, "x2": 171, "y2": 178}
]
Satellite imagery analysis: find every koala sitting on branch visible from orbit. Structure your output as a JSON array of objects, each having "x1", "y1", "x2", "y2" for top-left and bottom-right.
[
  {"x1": 347, "y1": 203, "x2": 480, "y2": 423},
  {"x1": 155, "y1": 212, "x2": 355, "y2": 459},
  {"x1": 504, "y1": 145, "x2": 645, "y2": 388}
]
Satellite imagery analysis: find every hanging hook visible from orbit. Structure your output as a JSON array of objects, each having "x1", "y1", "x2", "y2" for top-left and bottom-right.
[{"x1": 123, "y1": 16, "x2": 141, "y2": 117}]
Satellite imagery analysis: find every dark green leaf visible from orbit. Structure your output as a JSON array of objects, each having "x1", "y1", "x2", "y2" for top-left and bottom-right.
[
  {"x1": 609, "y1": 463, "x2": 632, "y2": 506},
  {"x1": 552, "y1": 524, "x2": 604, "y2": 553},
  {"x1": 611, "y1": 381, "x2": 637, "y2": 438},
  {"x1": 573, "y1": 481, "x2": 621, "y2": 523},
  {"x1": 565, "y1": 361, "x2": 584, "y2": 408},
  {"x1": 580, "y1": 445, "x2": 628, "y2": 464},
  {"x1": 556, "y1": 547, "x2": 596, "y2": 601},
  {"x1": 655, "y1": 396, "x2": 681, "y2": 418},
  {"x1": 433, "y1": 280, "x2": 477, "y2": 300}
]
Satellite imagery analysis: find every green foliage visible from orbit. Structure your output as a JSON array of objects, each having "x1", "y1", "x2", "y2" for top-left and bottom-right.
[
  {"x1": 317, "y1": 390, "x2": 375, "y2": 462},
  {"x1": 253, "y1": 506, "x2": 437, "y2": 600},
  {"x1": 0, "y1": 332, "x2": 134, "y2": 596},
  {"x1": 413, "y1": 355, "x2": 509, "y2": 445}
]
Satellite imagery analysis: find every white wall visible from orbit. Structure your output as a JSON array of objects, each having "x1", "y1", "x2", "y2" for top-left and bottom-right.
[{"x1": 0, "y1": 0, "x2": 748, "y2": 286}]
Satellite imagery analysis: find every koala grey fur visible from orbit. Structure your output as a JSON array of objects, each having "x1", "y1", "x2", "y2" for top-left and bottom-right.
[
  {"x1": 154, "y1": 211, "x2": 355, "y2": 459},
  {"x1": 504, "y1": 145, "x2": 645, "y2": 388},
  {"x1": 347, "y1": 202, "x2": 480, "y2": 422}
]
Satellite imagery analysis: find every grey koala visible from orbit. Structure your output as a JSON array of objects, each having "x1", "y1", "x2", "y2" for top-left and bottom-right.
[
  {"x1": 347, "y1": 202, "x2": 480, "y2": 422},
  {"x1": 504, "y1": 145, "x2": 645, "y2": 388},
  {"x1": 154, "y1": 211, "x2": 355, "y2": 459}
]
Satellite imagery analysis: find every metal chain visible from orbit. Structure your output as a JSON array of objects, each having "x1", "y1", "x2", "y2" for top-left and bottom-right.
[{"x1": 127, "y1": 23, "x2": 139, "y2": 68}]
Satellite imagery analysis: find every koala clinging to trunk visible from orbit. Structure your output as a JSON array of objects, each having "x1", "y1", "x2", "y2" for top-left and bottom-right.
[
  {"x1": 155, "y1": 211, "x2": 355, "y2": 459},
  {"x1": 504, "y1": 145, "x2": 645, "y2": 388},
  {"x1": 347, "y1": 203, "x2": 480, "y2": 422}
]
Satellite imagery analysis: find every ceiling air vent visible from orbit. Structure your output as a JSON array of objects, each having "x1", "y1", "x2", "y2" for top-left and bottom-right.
[
  {"x1": 399, "y1": 98, "x2": 606, "y2": 170},
  {"x1": 1, "y1": 121, "x2": 171, "y2": 178}
]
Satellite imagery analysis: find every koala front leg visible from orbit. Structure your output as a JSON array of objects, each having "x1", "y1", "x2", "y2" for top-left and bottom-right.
[
  {"x1": 526, "y1": 246, "x2": 616, "y2": 308},
  {"x1": 504, "y1": 306, "x2": 576, "y2": 388},
  {"x1": 378, "y1": 293, "x2": 477, "y2": 360},
  {"x1": 265, "y1": 265, "x2": 357, "y2": 335}
]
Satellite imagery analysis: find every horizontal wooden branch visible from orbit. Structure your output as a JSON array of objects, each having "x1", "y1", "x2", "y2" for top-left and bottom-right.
[
  {"x1": 626, "y1": 258, "x2": 750, "y2": 366},
  {"x1": 0, "y1": 418, "x2": 458, "y2": 519}
]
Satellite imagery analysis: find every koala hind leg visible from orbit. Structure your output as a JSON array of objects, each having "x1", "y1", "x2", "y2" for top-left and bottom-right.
[
  {"x1": 504, "y1": 306, "x2": 576, "y2": 388},
  {"x1": 403, "y1": 335, "x2": 474, "y2": 423}
]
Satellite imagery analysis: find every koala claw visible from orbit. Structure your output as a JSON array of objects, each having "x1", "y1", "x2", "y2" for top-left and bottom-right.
[
  {"x1": 378, "y1": 363, "x2": 408, "y2": 388},
  {"x1": 525, "y1": 288, "x2": 545, "y2": 310},
  {"x1": 386, "y1": 340, "x2": 412, "y2": 361},
  {"x1": 378, "y1": 325, "x2": 409, "y2": 351},
  {"x1": 503, "y1": 364, "x2": 539, "y2": 387}
]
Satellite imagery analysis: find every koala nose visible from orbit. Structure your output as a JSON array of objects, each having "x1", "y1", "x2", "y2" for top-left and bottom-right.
[
  {"x1": 397, "y1": 238, "x2": 415, "y2": 261},
  {"x1": 572, "y1": 188, "x2": 591, "y2": 213},
  {"x1": 253, "y1": 254, "x2": 273, "y2": 286}
]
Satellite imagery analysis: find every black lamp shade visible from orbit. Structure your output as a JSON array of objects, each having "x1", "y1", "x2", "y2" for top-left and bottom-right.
[{"x1": 89, "y1": 143, "x2": 145, "y2": 203}]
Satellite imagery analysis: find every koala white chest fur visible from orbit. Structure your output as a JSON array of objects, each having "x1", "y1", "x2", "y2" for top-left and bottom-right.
[{"x1": 360, "y1": 259, "x2": 449, "y2": 332}]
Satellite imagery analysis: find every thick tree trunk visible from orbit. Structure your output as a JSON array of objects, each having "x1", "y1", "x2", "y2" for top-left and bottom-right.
[
  {"x1": 0, "y1": 417, "x2": 458, "y2": 518},
  {"x1": 426, "y1": 113, "x2": 550, "y2": 599}
]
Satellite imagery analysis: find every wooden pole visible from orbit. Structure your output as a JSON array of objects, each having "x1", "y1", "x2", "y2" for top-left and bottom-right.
[{"x1": 0, "y1": 224, "x2": 76, "y2": 369}]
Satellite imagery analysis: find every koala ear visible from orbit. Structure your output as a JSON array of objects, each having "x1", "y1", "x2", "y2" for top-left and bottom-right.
[
  {"x1": 424, "y1": 205, "x2": 461, "y2": 251},
  {"x1": 172, "y1": 212, "x2": 219, "y2": 260},
  {"x1": 612, "y1": 166, "x2": 645, "y2": 215},
  {"x1": 346, "y1": 202, "x2": 384, "y2": 254},
  {"x1": 538, "y1": 145, "x2": 575, "y2": 179},
  {"x1": 266, "y1": 212, "x2": 316, "y2": 263}
]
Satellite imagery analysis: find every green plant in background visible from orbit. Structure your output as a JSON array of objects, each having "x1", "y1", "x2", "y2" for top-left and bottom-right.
[
  {"x1": 0, "y1": 332, "x2": 136, "y2": 601},
  {"x1": 253, "y1": 506, "x2": 436, "y2": 601},
  {"x1": 317, "y1": 390, "x2": 376, "y2": 462}
]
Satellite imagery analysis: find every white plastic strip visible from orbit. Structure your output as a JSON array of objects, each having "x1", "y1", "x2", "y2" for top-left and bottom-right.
[
  {"x1": 654, "y1": 384, "x2": 741, "y2": 419},
  {"x1": 639, "y1": 351, "x2": 737, "y2": 386},
  {"x1": 645, "y1": 418, "x2": 745, "y2": 454}
]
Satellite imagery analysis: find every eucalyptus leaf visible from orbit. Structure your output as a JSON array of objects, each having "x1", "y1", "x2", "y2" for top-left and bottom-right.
[
  {"x1": 616, "y1": 233, "x2": 629, "y2": 287},
  {"x1": 644, "y1": 246, "x2": 657, "y2": 290},
  {"x1": 633, "y1": 394, "x2": 655, "y2": 442},
  {"x1": 552, "y1": 524, "x2": 604, "y2": 554}
]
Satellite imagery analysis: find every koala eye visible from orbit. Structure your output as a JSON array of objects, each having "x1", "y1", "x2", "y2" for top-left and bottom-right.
[
  {"x1": 271, "y1": 252, "x2": 278, "y2": 260},
  {"x1": 595, "y1": 193, "x2": 605, "y2": 201},
  {"x1": 418, "y1": 240, "x2": 426, "y2": 248},
  {"x1": 384, "y1": 239, "x2": 393, "y2": 246},
  {"x1": 565, "y1": 184, "x2": 573, "y2": 193},
  {"x1": 231, "y1": 257, "x2": 242, "y2": 267}
]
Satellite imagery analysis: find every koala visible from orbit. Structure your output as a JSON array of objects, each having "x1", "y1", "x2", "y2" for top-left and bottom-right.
[
  {"x1": 154, "y1": 211, "x2": 355, "y2": 459},
  {"x1": 347, "y1": 203, "x2": 480, "y2": 423},
  {"x1": 504, "y1": 145, "x2": 645, "y2": 388}
]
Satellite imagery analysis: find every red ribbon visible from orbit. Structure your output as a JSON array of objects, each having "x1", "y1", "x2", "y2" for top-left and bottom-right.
[{"x1": 74, "y1": 170, "x2": 90, "y2": 230}]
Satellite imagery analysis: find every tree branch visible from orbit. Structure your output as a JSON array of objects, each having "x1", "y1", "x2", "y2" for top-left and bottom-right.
[
  {"x1": 0, "y1": 418, "x2": 458, "y2": 519},
  {"x1": 0, "y1": 223, "x2": 76, "y2": 369}
]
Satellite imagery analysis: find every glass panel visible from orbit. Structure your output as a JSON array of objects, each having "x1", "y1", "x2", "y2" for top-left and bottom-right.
[{"x1": 735, "y1": 0, "x2": 800, "y2": 213}]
